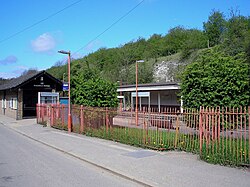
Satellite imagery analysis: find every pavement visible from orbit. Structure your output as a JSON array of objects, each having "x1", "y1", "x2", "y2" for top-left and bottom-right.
[{"x1": 1, "y1": 114, "x2": 250, "y2": 187}]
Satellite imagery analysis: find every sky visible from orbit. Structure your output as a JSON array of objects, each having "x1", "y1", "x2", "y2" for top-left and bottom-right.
[{"x1": 0, "y1": 0, "x2": 249, "y2": 79}]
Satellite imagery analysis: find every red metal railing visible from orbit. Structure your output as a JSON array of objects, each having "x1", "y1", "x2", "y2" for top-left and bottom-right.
[
  {"x1": 36, "y1": 104, "x2": 249, "y2": 166},
  {"x1": 199, "y1": 106, "x2": 250, "y2": 165}
]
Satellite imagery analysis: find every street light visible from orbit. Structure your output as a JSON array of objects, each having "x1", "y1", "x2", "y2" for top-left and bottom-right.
[
  {"x1": 135, "y1": 60, "x2": 144, "y2": 126},
  {"x1": 58, "y1": 50, "x2": 72, "y2": 132},
  {"x1": 117, "y1": 80, "x2": 123, "y2": 112}
]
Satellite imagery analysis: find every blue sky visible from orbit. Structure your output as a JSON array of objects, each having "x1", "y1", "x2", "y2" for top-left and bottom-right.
[{"x1": 0, "y1": 0, "x2": 249, "y2": 79}]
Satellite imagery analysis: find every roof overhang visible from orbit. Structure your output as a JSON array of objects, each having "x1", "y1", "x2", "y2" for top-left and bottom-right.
[{"x1": 117, "y1": 83, "x2": 180, "y2": 92}]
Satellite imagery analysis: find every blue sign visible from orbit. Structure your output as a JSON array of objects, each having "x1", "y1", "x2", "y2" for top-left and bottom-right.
[
  {"x1": 63, "y1": 82, "x2": 69, "y2": 91},
  {"x1": 60, "y1": 97, "x2": 69, "y2": 104}
]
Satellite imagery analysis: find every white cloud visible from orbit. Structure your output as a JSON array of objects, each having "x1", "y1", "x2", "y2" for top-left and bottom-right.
[
  {"x1": 0, "y1": 55, "x2": 18, "y2": 65},
  {"x1": 31, "y1": 33, "x2": 56, "y2": 53}
]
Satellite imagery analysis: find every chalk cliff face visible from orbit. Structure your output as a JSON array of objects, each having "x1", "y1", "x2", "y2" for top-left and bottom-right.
[
  {"x1": 153, "y1": 60, "x2": 179, "y2": 83},
  {"x1": 153, "y1": 51, "x2": 201, "y2": 83}
]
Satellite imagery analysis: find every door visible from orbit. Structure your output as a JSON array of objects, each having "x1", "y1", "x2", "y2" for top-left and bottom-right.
[{"x1": 23, "y1": 90, "x2": 38, "y2": 117}]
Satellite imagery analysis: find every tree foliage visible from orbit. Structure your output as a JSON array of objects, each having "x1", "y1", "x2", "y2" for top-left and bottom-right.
[
  {"x1": 223, "y1": 11, "x2": 250, "y2": 55},
  {"x1": 180, "y1": 47, "x2": 250, "y2": 108},
  {"x1": 0, "y1": 78, "x2": 10, "y2": 85},
  {"x1": 47, "y1": 26, "x2": 207, "y2": 84},
  {"x1": 71, "y1": 69, "x2": 118, "y2": 107},
  {"x1": 203, "y1": 10, "x2": 226, "y2": 47},
  {"x1": 47, "y1": 9, "x2": 250, "y2": 85},
  {"x1": 46, "y1": 9, "x2": 250, "y2": 109},
  {"x1": 21, "y1": 68, "x2": 39, "y2": 76}
]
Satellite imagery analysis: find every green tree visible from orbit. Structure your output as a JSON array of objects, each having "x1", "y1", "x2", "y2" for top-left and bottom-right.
[
  {"x1": 71, "y1": 69, "x2": 118, "y2": 107},
  {"x1": 180, "y1": 47, "x2": 250, "y2": 109},
  {"x1": 181, "y1": 29, "x2": 207, "y2": 59},
  {"x1": 21, "y1": 68, "x2": 39, "y2": 76},
  {"x1": 118, "y1": 42, "x2": 139, "y2": 84},
  {"x1": 47, "y1": 61, "x2": 67, "y2": 81},
  {"x1": 164, "y1": 26, "x2": 189, "y2": 55},
  {"x1": 223, "y1": 10, "x2": 250, "y2": 55},
  {"x1": 145, "y1": 34, "x2": 165, "y2": 61},
  {"x1": 203, "y1": 10, "x2": 226, "y2": 47},
  {"x1": 46, "y1": 9, "x2": 249, "y2": 92},
  {"x1": 126, "y1": 61, "x2": 154, "y2": 84}
]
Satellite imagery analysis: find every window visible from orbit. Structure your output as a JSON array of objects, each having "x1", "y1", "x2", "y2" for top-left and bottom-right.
[
  {"x1": 9, "y1": 98, "x2": 17, "y2": 110},
  {"x1": 12, "y1": 98, "x2": 17, "y2": 110},
  {"x1": 9, "y1": 100, "x2": 13, "y2": 108},
  {"x1": 1, "y1": 99, "x2": 6, "y2": 109}
]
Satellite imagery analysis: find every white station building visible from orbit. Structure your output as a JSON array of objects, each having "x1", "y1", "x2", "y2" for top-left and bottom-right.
[{"x1": 117, "y1": 82, "x2": 183, "y2": 113}]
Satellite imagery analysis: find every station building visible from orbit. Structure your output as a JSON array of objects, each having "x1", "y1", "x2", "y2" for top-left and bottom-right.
[
  {"x1": 117, "y1": 82, "x2": 183, "y2": 112},
  {"x1": 0, "y1": 71, "x2": 62, "y2": 120}
]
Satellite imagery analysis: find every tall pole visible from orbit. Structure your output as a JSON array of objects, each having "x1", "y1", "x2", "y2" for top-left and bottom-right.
[
  {"x1": 58, "y1": 50, "x2": 71, "y2": 132},
  {"x1": 135, "y1": 61, "x2": 138, "y2": 126},
  {"x1": 135, "y1": 60, "x2": 144, "y2": 126},
  {"x1": 119, "y1": 80, "x2": 122, "y2": 112},
  {"x1": 67, "y1": 52, "x2": 71, "y2": 132}
]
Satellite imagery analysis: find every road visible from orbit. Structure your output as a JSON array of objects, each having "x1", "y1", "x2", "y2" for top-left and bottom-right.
[{"x1": 0, "y1": 125, "x2": 141, "y2": 187}]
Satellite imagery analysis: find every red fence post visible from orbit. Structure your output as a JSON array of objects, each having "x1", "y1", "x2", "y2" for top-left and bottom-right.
[
  {"x1": 56, "y1": 104, "x2": 58, "y2": 120},
  {"x1": 80, "y1": 105, "x2": 84, "y2": 133},
  {"x1": 41, "y1": 104, "x2": 44, "y2": 123},
  {"x1": 199, "y1": 106, "x2": 203, "y2": 155},
  {"x1": 46, "y1": 105, "x2": 50, "y2": 127},
  {"x1": 217, "y1": 107, "x2": 220, "y2": 144},
  {"x1": 106, "y1": 107, "x2": 108, "y2": 132},
  {"x1": 36, "y1": 104, "x2": 38, "y2": 124},
  {"x1": 62, "y1": 105, "x2": 64, "y2": 128},
  {"x1": 248, "y1": 106, "x2": 250, "y2": 164},
  {"x1": 244, "y1": 106, "x2": 247, "y2": 163},
  {"x1": 51, "y1": 104, "x2": 54, "y2": 127}
]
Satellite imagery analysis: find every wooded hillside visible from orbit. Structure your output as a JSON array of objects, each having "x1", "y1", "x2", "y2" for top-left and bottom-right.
[
  {"x1": 45, "y1": 10, "x2": 250, "y2": 107},
  {"x1": 47, "y1": 10, "x2": 250, "y2": 87}
]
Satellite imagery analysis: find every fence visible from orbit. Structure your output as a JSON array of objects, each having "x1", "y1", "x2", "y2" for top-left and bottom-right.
[
  {"x1": 199, "y1": 106, "x2": 249, "y2": 166},
  {"x1": 36, "y1": 104, "x2": 249, "y2": 166}
]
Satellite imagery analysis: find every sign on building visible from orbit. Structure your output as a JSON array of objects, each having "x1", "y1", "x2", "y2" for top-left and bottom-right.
[
  {"x1": 38, "y1": 92, "x2": 59, "y2": 104},
  {"x1": 131, "y1": 92, "x2": 150, "y2": 97},
  {"x1": 63, "y1": 82, "x2": 69, "y2": 91}
]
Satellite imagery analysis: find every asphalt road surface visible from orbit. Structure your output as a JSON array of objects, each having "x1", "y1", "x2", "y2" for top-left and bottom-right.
[{"x1": 0, "y1": 124, "x2": 142, "y2": 187}]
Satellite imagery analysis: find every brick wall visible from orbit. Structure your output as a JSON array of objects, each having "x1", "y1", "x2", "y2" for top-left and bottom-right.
[
  {"x1": 0, "y1": 90, "x2": 24, "y2": 119},
  {"x1": 4, "y1": 90, "x2": 18, "y2": 119},
  {"x1": 17, "y1": 89, "x2": 23, "y2": 120},
  {"x1": 0, "y1": 91, "x2": 3, "y2": 115}
]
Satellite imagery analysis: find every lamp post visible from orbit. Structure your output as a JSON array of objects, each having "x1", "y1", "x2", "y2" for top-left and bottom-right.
[
  {"x1": 135, "y1": 60, "x2": 144, "y2": 126},
  {"x1": 58, "y1": 50, "x2": 71, "y2": 132},
  {"x1": 117, "y1": 80, "x2": 122, "y2": 112}
]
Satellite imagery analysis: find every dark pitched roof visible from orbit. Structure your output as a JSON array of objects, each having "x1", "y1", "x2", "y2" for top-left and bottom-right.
[
  {"x1": 0, "y1": 70, "x2": 62, "y2": 91},
  {"x1": 119, "y1": 82, "x2": 180, "y2": 89}
]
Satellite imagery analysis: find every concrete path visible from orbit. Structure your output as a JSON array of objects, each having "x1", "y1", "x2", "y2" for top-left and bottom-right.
[
  {"x1": 0, "y1": 115, "x2": 250, "y2": 187},
  {"x1": 0, "y1": 123, "x2": 142, "y2": 187}
]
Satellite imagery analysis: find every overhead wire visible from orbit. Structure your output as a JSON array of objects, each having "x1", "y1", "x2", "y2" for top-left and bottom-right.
[
  {"x1": 1, "y1": 0, "x2": 145, "y2": 65},
  {"x1": 0, "y1": 0, "x2": 83, "y2": 44},
  {"x1": 72, "y1": 0, "x2": 145, "y2": 57}
]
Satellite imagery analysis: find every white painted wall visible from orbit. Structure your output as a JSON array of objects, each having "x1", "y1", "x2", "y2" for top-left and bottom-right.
[{"x1": 140, "y1": 90, "x2": 180, "y2": 106}]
